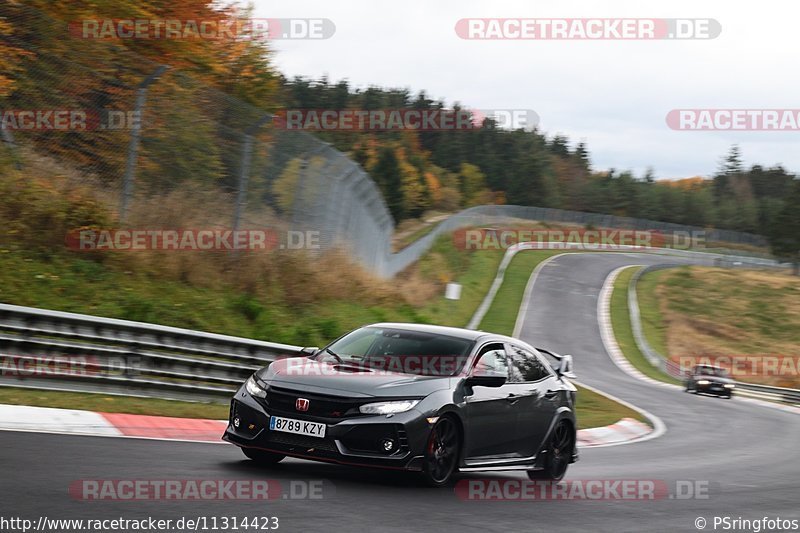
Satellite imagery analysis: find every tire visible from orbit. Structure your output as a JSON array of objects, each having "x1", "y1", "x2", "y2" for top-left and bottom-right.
[
  {"x1": 242, "y1": 447, "x2": 285, "y2": 465},
  {"x1": 421, "y1": 417, "x2": 461, "y2": 487},
  {"x1": 527, "y1": 420, "x2": 575, "y2": 482}
]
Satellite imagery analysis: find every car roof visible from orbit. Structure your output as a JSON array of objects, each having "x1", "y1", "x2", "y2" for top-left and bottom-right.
[{"x1": 366, "y1": 322, "x2": 508, "y2": 343}]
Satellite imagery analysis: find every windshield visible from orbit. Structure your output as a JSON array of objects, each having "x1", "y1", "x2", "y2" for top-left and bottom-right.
[
  {"x1": 697, "y1": 366, "x2": 728, "y2": 377},
  {"x1": 318, "y1": 327, "x2": 474, "y2": 376}
]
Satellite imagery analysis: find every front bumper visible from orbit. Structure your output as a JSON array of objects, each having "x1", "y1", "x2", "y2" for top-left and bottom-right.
[
  {"x1": 695, "y1": 382, "x2": 734, "y2": 395},
  {"x1": 223, "y1": 387, "x2": 429, "y2": 471}
]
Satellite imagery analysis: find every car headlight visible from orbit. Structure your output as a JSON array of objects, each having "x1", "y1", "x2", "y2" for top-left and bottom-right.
[
  {"x1": 245, "y1": 375, "x2": 267, "y2": 398},
  {"x1": 359, "y1": 399, "x2": 420, "y2": 415},
  {"x1": 724, "y1": 384, "x2": 735, "y2": 389},
  {"x1": 697, "y1": 380, "x2": 710, "y2": 385}
]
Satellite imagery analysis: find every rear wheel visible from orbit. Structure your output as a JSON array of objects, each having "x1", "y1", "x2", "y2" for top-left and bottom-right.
[
  {"x1": 528, "y1": 420, "x2": 574, "y2": 482},
  {"x1": 242, "y1": 447, "x2": 285, "y2": 465},
  {"x1": 421, "y1": 417, "x2": 460, "y2": 487}
]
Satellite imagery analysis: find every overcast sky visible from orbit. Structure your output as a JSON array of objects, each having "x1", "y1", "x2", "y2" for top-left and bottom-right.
[{"x1": 252, "y1": 0, "x2": 799, "y2": 179}]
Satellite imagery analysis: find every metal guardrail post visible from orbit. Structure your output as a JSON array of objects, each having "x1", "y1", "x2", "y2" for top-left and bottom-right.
[
  {"x1": 232, "y1": 114, "x2": 272, "y2": 234},
  {"x1": 120, "y1": 65, "x2": 169, "y2": 224}
]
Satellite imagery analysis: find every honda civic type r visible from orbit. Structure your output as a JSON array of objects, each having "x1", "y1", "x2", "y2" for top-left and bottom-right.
[{"x1": 223, "y1": 323, "x2": 578, "y2": 486}]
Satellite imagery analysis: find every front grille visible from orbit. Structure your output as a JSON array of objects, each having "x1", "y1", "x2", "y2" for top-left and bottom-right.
[
  {"x1": 264, "y1": 430, "x2": 338, "y2": 452},
  {"x1": 265, "y1": 386, "x2": 366, "y2": 419}
]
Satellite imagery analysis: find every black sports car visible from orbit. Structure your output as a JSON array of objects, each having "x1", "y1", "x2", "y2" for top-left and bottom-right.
[
  {"x1": 684, "y1": 364, "x2": 735, "y2": 398},
  {"x1": 223, "y1": 323, "x2": 578, "y2": 486}
]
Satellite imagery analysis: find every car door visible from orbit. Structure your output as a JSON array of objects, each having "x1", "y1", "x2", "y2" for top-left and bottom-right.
[
  {"x1": 507, "y1": 344, "x2": 560, "y2": 457},
  {"x1": 463, "y1": 343, "x2": 519, "y2": 460}
]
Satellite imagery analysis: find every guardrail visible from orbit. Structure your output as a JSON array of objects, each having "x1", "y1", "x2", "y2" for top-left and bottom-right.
[
  {"x1": 627, "y1": 266, "x2": 800, "y2": 406},
  {"x1": 0, "y1": 303, "x2": 305, "y2": 402}
]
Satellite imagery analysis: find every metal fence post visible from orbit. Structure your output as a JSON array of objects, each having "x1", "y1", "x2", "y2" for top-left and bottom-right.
[
  {"x1": 0, "y1": 116, "x2": 22, "y2": 170},
  {"x1": 232, "y1": 114, "x2": 272, "y2": 233},
  {"x1": 120, "y1": 65, "x2": 169, "y2": 224}
]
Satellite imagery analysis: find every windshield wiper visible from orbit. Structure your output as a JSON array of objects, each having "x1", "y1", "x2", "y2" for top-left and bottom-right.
[{"x1": 325, "y1": 347, "x2": 343, "y2": 363}]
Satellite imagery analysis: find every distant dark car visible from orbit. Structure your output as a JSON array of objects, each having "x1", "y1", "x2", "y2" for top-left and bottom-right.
[
  {"x1": 224, "y1": 323, "x2": 578, "y2": 486},
  {"x1": 684, "y1": 364, "x2": 735, "y2": 398}
]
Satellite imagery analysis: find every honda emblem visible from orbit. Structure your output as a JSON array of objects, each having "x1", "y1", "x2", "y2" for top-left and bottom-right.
[{"x1": 296, "y1": 398, "x2": 310, "y2": 412}]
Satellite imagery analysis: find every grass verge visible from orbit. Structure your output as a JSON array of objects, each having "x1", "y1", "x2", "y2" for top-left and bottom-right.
[
  {"x1": 609, "y1": 266, "x2": 681, "y2": 385},
  {"x1": 0, "y1": 387, "x2": 229, "y2": 419}
]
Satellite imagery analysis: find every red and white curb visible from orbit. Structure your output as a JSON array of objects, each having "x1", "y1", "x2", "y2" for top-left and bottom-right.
[
  {"x1": 0, "y1": 404, "x2": 228, "y2": 443},
  {"x1": 576, "y1": 417, "x2": 651, "y2": 447},
  {"x1": 0, "y1": 403, "x2": 640, "y2": 447}
]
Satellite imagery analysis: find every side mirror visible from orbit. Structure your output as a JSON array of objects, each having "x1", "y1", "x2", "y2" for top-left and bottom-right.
[
  {"x1": 557, "y1": 354, "x2": 577, "y2": 379},
  {"x1": 300, "y1": 346, "x2": 319, "y2": 356},
  {"x1": 466, "y1": 366, "x2": 507, "y2": 388}
]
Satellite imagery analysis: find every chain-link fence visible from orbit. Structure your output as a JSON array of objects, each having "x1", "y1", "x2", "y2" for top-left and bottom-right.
[
  {"x1": 1, "y1": 3, "x2": 396, "y2": 272},
  {"x1": 1, "y1": 4, "x2": 771, "y2": 279}
]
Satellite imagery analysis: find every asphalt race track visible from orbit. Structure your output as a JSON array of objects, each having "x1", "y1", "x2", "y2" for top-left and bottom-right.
[{"x1": 2, "y1": 253, "x2": 798, "y2": 532}]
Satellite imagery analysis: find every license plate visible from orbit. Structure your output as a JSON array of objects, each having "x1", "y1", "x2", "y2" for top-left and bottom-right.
[{"x1": 269, "y1": 416, "x2": 326, "y2": 438}]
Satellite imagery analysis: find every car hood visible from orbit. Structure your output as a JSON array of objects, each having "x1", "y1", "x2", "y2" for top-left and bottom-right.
[{"x1": 255, "y1": 357, "x2": 454, "y2": 398}]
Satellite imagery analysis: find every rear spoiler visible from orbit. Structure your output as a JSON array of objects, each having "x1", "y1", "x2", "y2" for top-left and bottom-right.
[{"x1": 536, "y1": 347, "x2": 576, "y2": 379}]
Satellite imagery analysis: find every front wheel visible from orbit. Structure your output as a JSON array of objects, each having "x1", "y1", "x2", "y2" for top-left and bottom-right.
[
  {"x1": 528, "y1": 420, "x2": 574, "y2": 482},
  {"x1": 421, "y1": 417, "x2": 461, "y2": 487},
  {"x1": 242, "y1": 447, "x2": 285, "y2": 465}
]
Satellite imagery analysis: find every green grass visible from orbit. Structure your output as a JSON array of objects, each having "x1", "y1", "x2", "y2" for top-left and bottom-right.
[
  {"x1": 478, "y1": 250, "x2": 562, "y2": 335},
  {"x1": 413, "y1": 235, "x2": 507, "y2": 328},
  {"x1": 0, "y1": 387, "x2": 229, "y2": 419},
  {"x1": 393, "y1": 222, "x2": 439, "y2": 252},
  {"x1": 574, "y1": 385, "x2": 643, "y2": 429},
  {"x1": 636, "y1": 269, "x2": 669, "y2": 355},
  {"x1": 609, "y1": 266, "x2": 681, "y2": 385}
]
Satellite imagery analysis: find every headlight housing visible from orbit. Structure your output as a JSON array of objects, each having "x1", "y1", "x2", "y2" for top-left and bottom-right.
[
  {"x1": 359, "y1": 399, "x2": 420, "y2": 415},
  {"x1": 245, "y1": 375, "x2": 267, "y2": 398},
  {"x1": 696, "y1": 380, "x2": 710, "y2": 385},
  {"x1": 724, "y1": 383, "x2": 735, "y2": 389}
]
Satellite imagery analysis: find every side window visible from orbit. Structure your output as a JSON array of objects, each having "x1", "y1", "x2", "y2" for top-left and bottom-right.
[
  {"x1": 473, "y1": 344, "x2": 509, "y2": 376},
  {"x1": 508, "y1": 345, "x2": 551, "y2": 382}
]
